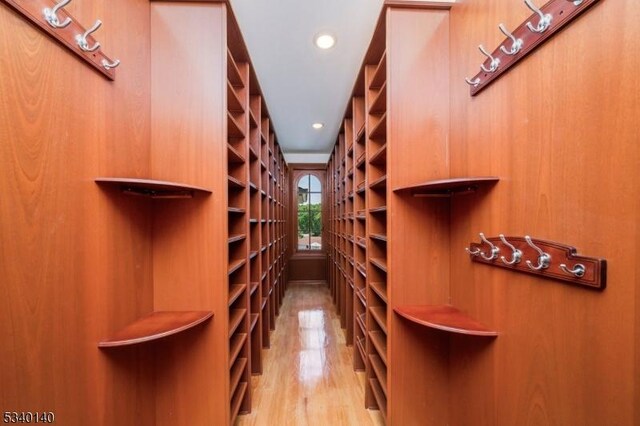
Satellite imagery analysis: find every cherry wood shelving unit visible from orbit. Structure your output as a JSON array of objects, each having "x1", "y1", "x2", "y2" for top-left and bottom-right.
[
  {"x1": 95, "y1": 177, "x2": 215, "y2": 348},
  {"x1": 226, "y1": 50, "x2": 251, "y2": 420},
  {"x1": 327, "y1": 3, "x2": 474, "y2": 424},
  {"x1": 364, "y1": 50, "x2": 389, "y2": 414},
  {"x1": 226, "y1": 47, "x2": 290, "y2": 424}
]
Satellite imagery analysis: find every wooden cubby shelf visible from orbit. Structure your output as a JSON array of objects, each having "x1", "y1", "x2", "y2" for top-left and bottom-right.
[
  {"x1": 229, "y1": 308, "x2": 247, "y2": 336},
  {"x1": 370, "y1": 306, "x2": 387, "y2": 333},
  {"x1": 369, "y1": 175, "x2": 387, "y2": 190},
  {"x1": 249, "y1": 145, "x2": 259, "y2": 160},
  {"x1": 369, "y1": 113, "x2": 387, "y2": 140},
  {"x1": 369, "y1": 81, "x2": 387, "y2": 114},
  {"x1": 370, "y1": 281, "x2": 387, "y2": 303},
  {"x1": 227, "y1": 175, "x2": 246, "y2": 189},
  {"x1": 228, "y1": 259, "x2": 246, "y2": 275},
  {"x1": 228, "y1": 234, "x2": 246, "y2": 244},
  {"x1": 228, "y1": 284, "x2": 247, "y2": 306},
  {"x1": 369, "y1": 144, "x2": 387, "y2": 165},
  {"x1": 356, "y1": 338, "x2": 367, "y2": 362},
  {"x1": 227, "y1": 144, "x2": 246, "y2": 164},
  {"x1": 227, "y1": 82, "x2": 245, "y2": 113},
  {"x1": 370, "y1": 378, "x2": 388, "y2": 418},
  {"x1": 369, "y1": 354, "x2": 388, "y2": 394},
  {"x1": 230, "y1": 357, "x2": 248, "y2": 397},
  {"x1": 369, "y1": 330, "x2": 388, "y2": 364},
  {"x1": 98, "y1": 311, "x2": 213, "y2": 348},
  {"x1": 250, "y1": 313, "x2": 259, "y2": 331},
  {"x1": 394, "y1": 305, "x2": 498, "y2": 337},
  {"x1": 370, "y1": 233, "x2": 387, "y2": 242},
  {"x1": 370, "y1": 52, "x2": 387, "y2": 89},
  {"x1": 95, "y1": 178, "x2": 212, "y2": 198},
  {"x1": 229, "y1": 333, "x2": 247, "y2": 367},
  {"x1": 249, "y1": 110, "x2": 259, "y2": 129},
  {"x1": 226, "y1": 49, "x2": 244, "y2": 87},
  {"x1": 369, "y1": 206, "x2": 387, "y2": 214},
  {"x1": 370, "y1": 257, "x2": 388, "y2": 273},
  {"x1": 393, "y1": 176, "x2": 499, "y2": 196},
  {"x1": 230, "y1": 382, "x2": 248, "y2": 421},
  {"x1": 227, "y1": 112, "x2": 245, "y2": 139}
]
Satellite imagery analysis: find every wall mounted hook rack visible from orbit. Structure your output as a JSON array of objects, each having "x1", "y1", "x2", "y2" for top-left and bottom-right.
[
  {"x1": 466, "y1": 0, "x2": 601, "y2": 96},
  {"x1": 1, "y1": 0, "x2": 119, "y2": 79},
  {"x1": 467, "y1": 234, "x2": 606, "y2": 289}
]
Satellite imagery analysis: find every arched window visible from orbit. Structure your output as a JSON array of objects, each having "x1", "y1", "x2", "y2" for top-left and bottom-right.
[{"x1": 297, "y1": 174, "x2": 322, "y2": 251}]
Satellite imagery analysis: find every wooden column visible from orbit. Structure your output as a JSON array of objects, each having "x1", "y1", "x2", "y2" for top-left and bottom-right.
[{"x1": 150, "y1": 3, "x2": 228, "y2": 425}]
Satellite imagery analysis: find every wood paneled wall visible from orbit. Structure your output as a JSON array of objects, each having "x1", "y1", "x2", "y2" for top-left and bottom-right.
[
  {"x1": 150, "y1": 3, "x2": 228, "y2": 425},
  {"x1": 0, "y1": 0, "x2": 154, "y2": 424},
  {"x1": 445, "y1": 0, "x2": 640, "y2": 424},
  {"x1": 386, "y1": 9, "x2": 452, "y2": 426}
]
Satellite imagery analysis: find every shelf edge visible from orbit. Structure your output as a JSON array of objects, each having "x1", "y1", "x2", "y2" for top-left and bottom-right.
[
  {"x1": 98, "y1": 311, "x2": 213, "y2": 348},
  {"x1": 394, "y1": 305, "x2": 498, "y2": 337}
]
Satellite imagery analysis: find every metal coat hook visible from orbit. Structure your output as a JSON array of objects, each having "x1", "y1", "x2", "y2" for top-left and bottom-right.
[
  {"x1": 498, "y1": 24, "x2": 523, "y2": 56},
  {"x1": 499, "y1": 234, "x2": 522, "y2": 265},
  {"x1": 465, "y1": 246, "x2": 481, "y2": 256},
  {"x1": 478, "y1": 45, "x2": 500, "y2": 73},
  {"x1": 524, "y1": 0, "x2": 552, "y2": 33},
  {"x1": 524, "y1": 235, "x2": 551, "y2": 270},
  {"x1": 478, "y1": 232, "x2": 499, "y2": 260},
  {"x1": 559, "y1": 263, "x2": 585, "y2": 277},
  {"x1": 76, "y1": 19, "x2": 102, "y2": 52},
  {"x1": 102, "y1": 59, "x2": 120, "y2": 70},
  {"x1": 465, "y1": 77, "x2": 480, "y2": 87},
  {"x1": 44, "y1": 0, "x2": 72, "y2": 28}
]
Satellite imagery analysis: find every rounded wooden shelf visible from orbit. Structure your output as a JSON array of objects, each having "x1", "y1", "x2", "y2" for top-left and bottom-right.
[
  {"x1": 394, "y1": 305, "x2": 497, "y2": 337},
  {"x1": 393, "y1": 176, "x2": 499, "y2": 196},
  {"x1": 98, "y1": 311, "x2": 214, "y2": 348},
  {"x1": 95, "y1": 177, "x2": 212, "y2": 197}
]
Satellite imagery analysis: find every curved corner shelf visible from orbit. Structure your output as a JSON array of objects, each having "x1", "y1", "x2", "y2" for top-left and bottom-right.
[
  {"x1": 394, "y1": 305, "x2": 497, "y2": 337},
  {"x1": 98, "y1": 311, "x2": 213, "y2": 348},
  {"x1": 95, "y1": 177, "x2": 212, "y2": 198},
  {"x1": 393, "y1": 177, "x2": 499, "y2": 197}
]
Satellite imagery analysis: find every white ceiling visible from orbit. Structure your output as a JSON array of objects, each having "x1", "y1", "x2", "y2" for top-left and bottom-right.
[{"x1": 229, "y1": 0, "x2": 385, "y2": 162}]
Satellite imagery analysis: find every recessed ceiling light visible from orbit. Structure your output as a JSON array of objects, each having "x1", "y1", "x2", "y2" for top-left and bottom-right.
[
  {"x1": 312, "y1": 123, "x2": 324, "y2": 130},
  {"x1": 314, "y1": 33, "x2": 336, "y2": 50}
]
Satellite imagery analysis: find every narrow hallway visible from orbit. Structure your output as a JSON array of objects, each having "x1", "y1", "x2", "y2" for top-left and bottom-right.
[{"x1": 237, "y1": 282, "x2": 383, "y2": 425}]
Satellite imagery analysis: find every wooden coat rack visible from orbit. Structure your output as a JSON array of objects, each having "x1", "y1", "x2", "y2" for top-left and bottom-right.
[
  {"x1": 465, "y1": 0, "x2": 602, "y2": 95},
  {"x1": 467, "y1": 234, "x2": 607, "y2": 290},
  {"x1": 1, "y1": 0, "x2": 119, "y2": 79}
]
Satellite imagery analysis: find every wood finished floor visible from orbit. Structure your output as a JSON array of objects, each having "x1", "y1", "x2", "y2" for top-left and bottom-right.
[{"x1": 237, "y1": 281, "x2": 384, "y2": 426}]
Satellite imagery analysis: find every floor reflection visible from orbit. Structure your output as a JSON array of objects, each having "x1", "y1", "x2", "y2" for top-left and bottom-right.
[
  {"x1": 237, "y1": 282, "x2": 382, "y2": 425},
  {"x1": 298, "y1": 310, "x2": 327, "y2": 386}
]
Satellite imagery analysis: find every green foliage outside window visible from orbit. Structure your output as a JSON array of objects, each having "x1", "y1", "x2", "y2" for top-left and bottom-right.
[{"x1": 298, "y1": 203, "x2": 322, "y2": 237}]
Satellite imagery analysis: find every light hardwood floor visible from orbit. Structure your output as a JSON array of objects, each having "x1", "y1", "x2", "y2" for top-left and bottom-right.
[{"x1": 237, "y1": 281, "x2": 384, "y2": 426}]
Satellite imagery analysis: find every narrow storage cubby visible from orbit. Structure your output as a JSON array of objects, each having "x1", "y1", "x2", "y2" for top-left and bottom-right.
[
  {"x1": 365, "y1": 50, "x2": 388, "y2": 415},
  {"x1": 96, "y1": 178, "x2": 214, "y2": 347},
  {"x1": 392, "y1": 177, "x2": 500, "y2": 337},
  {"x1": 260, "y1": 117, "x2": 271, "y2": 348},
  {"x1": 226, "y1": 50, "x2": 251, "y2": 419},
  {"x1": 247, "y1": 94, "x2": 263, "y2": 374},
  {"x1": 345, "y1": 116, "x2": 355, "y2": 346}
]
